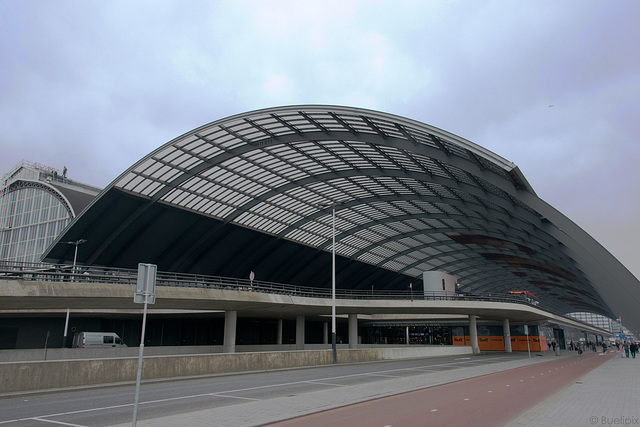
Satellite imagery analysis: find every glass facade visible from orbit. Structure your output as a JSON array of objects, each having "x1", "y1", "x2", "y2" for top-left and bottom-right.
[
  {"x1": 567, "y1": 312, "x2": 634, "y2": 339},
  {"x1": 567, "y1": 312, "x2": 614, "y2": 332},
  {"x1": 0, "y1": 161, "x2": 100, "y2": 264},
  {"x1": 0, "y1": 183, "x2": 72, "y2": 262},
  {"x1": 361, "y1": 323, "x2": 453, "y2": 345}
]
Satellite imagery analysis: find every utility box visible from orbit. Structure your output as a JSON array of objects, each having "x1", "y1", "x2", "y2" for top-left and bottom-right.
[{"x1": 423, "y1": 271, "x2": 458, "y2": 297}]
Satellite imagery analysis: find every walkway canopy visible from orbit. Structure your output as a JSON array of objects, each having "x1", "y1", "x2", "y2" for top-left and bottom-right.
[{"x1": 43, "y1": 105, "x2": 640, "y2": 331}]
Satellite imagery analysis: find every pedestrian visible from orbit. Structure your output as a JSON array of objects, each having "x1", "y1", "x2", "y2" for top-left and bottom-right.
[
  {"x1": 631, "y1": 342, "x2": 637, "y2": 359},
  {"x1": 624, "y1": 341, "x2": 630, "y2": 358}
]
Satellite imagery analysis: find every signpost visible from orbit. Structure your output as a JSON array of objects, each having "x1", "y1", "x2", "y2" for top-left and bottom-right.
[{"x1": 132, "y1": 263, "x2": 156, "y2": 427}]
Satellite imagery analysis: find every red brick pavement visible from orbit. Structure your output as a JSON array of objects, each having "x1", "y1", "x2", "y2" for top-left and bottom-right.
[{"x1": 268, "y1": 351, "x2": 616, "y2": 427}]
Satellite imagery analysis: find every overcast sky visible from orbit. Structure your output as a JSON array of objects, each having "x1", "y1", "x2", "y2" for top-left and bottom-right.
[{"x1": 1, "y1": 1, "x2": 639, "y2": 280}]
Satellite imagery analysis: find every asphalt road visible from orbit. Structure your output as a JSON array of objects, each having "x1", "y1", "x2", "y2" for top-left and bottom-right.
[{"x1": 0, "y1": 352, "x2": 536, "y2": 427}]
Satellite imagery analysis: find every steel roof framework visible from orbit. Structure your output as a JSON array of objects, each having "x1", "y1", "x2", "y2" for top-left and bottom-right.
[{"x1": 44, "y1": 105, "x2": 640, "y2": 328}]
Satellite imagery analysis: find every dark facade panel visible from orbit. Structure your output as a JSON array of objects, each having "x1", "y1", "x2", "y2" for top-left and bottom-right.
[{"x1": 45, "y1": 188, "x2": 414, "y2": 290}]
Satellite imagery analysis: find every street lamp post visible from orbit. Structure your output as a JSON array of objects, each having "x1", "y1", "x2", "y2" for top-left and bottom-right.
[
  {"x1": 65, "y1": 239, "x2": 87, "y2": 280},
  {"x1": 317, "y1": 202, "x2": 342, "y2": 364},
  {"x1": 61, "y1": 238, "x2": 86, "y2": 348},
  {"x1": 330, "y1": 204, "x2": 337, "y2": 364}
]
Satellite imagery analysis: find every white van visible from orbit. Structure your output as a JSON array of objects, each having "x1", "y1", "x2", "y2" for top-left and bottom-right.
[{"x1": 72, "y1": 332, "x2": 127, "y2": 348}]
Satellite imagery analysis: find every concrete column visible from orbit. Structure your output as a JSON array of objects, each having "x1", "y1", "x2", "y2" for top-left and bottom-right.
[
  {"x1": 277, "y1": 318, "x2": 283, "y2": 345},
  {"x1": 503, "y1": 318, "x2": 512, "y2": 353},
  {"x1": 406, "y1": 326, "x2": 410, "y2": 345},
  {"x1": 348, "y1": 314, "x2": 358, "y2": 349},
  {"x1": 296, "y1": 315, "x2": 305, "y2": 350},
  {"x1": 323, "y1": 321, "x2": 329, "y2": 345},
  {"x1": 469, "y1": 314, "x2": 480, "y2": 354},
  {"x1": 222, "y1": 310, "x2": 237, "y2": 354}
]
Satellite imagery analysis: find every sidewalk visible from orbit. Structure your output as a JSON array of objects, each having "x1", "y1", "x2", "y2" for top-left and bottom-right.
[{"x1": 506, "y1": 349, "x2": 640, "y2": 427}]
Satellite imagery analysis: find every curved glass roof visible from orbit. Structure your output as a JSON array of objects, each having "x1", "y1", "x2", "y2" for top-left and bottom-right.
[
  {"x1": 45, "y1": 105, "x2": 640, "y2": 328},
  {"x1": 115, "y1": 106, "x2": 539, "y2": 275}
]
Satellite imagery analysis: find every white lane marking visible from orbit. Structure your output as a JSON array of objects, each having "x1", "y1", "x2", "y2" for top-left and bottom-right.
[
  {"x1": 210, "y1": 394, "x2": 259, "y2": 401},
  {"x1": 28, "y1": 419, "x2": 87, "y2": 427},
  {"x1": 368, "y1": 373, "x2": 401, "y2": 378},
  {"x1": 0, "y1": 403, "x2": 132, "y2": 425},
  {"x1": 306, "y1": 380, "x2": 345, "y2": 387}
]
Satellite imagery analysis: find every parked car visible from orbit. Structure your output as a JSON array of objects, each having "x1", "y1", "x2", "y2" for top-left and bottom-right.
[{"x1": 72, "y1": 332, "x2": 127, "y2": 348}]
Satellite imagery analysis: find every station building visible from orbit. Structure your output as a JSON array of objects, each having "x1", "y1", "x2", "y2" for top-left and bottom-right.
[
  {"x1": 2, "y1": 106, "x2": 639, "y2": 352},
  {"x1": 0, "y1": 161, "x2": 100, "y2": 263}
]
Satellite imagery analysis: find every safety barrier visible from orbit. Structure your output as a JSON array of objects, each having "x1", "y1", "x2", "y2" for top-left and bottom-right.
[{"x1": 0, "y1": 346, "x2": 473, "y2": 394}]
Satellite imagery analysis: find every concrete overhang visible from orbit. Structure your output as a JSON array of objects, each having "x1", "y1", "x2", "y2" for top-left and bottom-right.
[{"x1": 0, "y1": 280, "x2": 608, "y2": 336}]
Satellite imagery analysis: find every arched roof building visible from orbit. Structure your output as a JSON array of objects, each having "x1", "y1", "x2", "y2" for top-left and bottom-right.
[
  {"x1": 1, "y1": 161, "x2": 99, "y2": 263},
  {"x1": 43, "y1": 105, "x2": 640, "y2": 333}
]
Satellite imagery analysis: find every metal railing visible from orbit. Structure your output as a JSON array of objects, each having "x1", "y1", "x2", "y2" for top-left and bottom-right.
[
  {"x1": 0, "y1": 260, "x2": 544, "y2": 306},
  {"x1": 0, "y1": 261, "x2": 615, "y2": 336}
]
